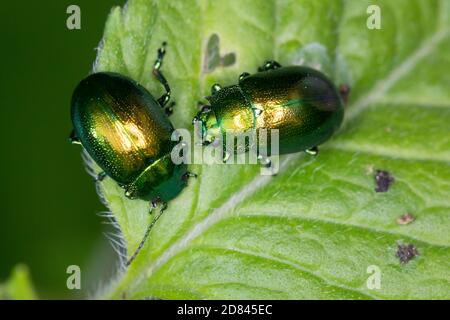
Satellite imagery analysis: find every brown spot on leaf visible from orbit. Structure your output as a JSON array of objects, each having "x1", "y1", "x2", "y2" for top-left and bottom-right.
[
  {"x1": 397, "y1": 213, "x2": 415, "y2": 225},
  {"x1": 396, "y1": 243, "x2": 419, "y2": 264},
  {"x1": 375, "y1": 169, "x2": 394, "y2": 192}
]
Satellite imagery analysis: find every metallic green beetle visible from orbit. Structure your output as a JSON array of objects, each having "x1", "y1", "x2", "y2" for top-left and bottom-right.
[
  {"x1": 70, "y1": 43, "x2": 195, "y2": 265},
  {"x1": 193, "y1": 60, "x2": 347, "y2": 164}
]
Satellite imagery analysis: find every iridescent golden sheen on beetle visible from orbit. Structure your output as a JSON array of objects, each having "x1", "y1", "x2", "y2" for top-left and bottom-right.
[
  {"x1": 195, "y1": 65, "x2": 344, "y2": 156},
  {"x1": 71, "y1": 72, "x2": 177, "y2": 199}
]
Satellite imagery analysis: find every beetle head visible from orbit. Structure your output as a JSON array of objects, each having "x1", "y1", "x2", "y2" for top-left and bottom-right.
[{"x1": 192, "y1": 106, "x2": 220, "y2": 146}]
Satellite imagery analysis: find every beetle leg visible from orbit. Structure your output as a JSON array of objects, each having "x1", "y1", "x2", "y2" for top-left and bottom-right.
[
  {"x1": 200, "y1": 105, "x2": 211, "y2": 113},
  {"x1": 239, "y1": 72, "x2": 250, "y2": 81},
  {"x1": 192, "y1": 104, "x2": 211, "y2": 125},
  {"x1": 181, "y1": 172, "x2": 197, "y2": 184},
  {"x1": 258, "y1": 60, "x2": 282, "y2": 72},
  {"x1": 197, "y1": 101, "x2": 210, "y2": 110},
  {"x1": 211, "y1": 83, "x2": 222, "y2": 95},
  {"x1": 193, "y1": 105, "x2": 211, "y2": 121},
  {"x1": 258, "y1": 155, "x2": 272, "y2": 168},
  {"x1": 153, "y1": 42, "x2": 171, "y2": 108},
  {"x1": 126, "y1": 197, "x2": 167, "y2": 266},
  {"x1": 69, "y1": 129, "x2": 81, "y2": 145},
  {"x1": 150, "y1": 196, "x2": 167, "y2": 212},
  {"x1": 164, "y1": 101, "x2": 175, "y2": 116},
  {"x1": 96, "y1": 171, "x2": 107, "y2": 182},
  {"x1": 305, "y1": 146, "x2": 319, "y2": 156},
  {"x1": 124, "y1": 185, "x2": 138, "y2": 199},
  {"x1": 222, "y1": 151, "x2": 231, "y2": 163}
]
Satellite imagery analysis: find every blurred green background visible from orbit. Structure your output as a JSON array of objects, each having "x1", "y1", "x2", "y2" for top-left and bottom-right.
[{"x1": 0, "y1": 0, "x2": 124, "y2": 298}]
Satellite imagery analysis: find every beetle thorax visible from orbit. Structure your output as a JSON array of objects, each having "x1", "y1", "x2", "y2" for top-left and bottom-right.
[{"x1": 202, "y1": 85, "x2": 255, "y2": 144}]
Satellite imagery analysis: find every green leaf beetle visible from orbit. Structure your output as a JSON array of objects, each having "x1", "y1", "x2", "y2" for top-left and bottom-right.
[
  {"x1": 70, "y1": 43, "x2": 195, "y2": 265},
  {"x1": 193, "y1": 60, "x2": 348, "y2": 166}
]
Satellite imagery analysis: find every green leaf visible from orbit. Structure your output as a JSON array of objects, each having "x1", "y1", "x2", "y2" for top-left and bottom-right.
[
  {"x1": 0, "y1": 265, "x2": 37, "y2": 300},
  {"x1": 92, "y1": 0, "x2": 450, "y2": 299}
]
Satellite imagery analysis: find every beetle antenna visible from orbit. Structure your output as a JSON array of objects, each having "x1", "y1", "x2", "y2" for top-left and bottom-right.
[{"x1": 126, "y1": 204, "x2": 166, "y2": 266}]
